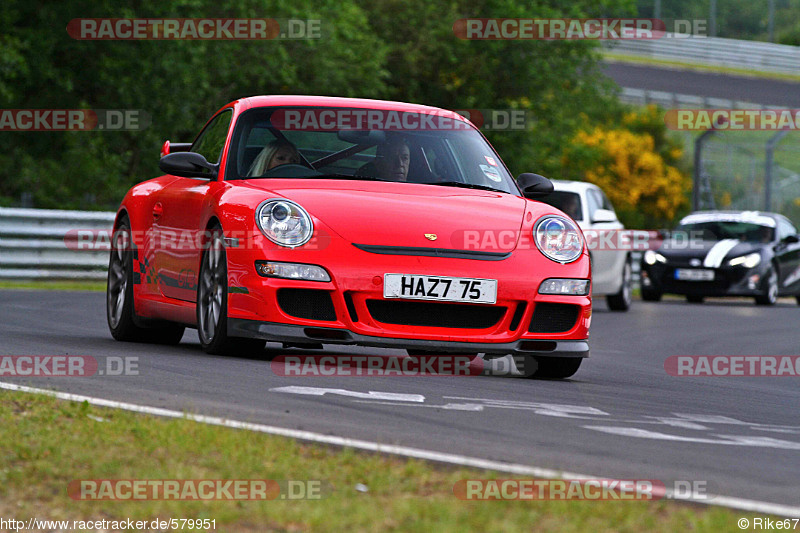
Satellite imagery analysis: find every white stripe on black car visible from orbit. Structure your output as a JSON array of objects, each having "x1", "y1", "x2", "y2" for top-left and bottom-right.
[{"x1": 703, "y1": 239, "x2": 740, "y2": 268}]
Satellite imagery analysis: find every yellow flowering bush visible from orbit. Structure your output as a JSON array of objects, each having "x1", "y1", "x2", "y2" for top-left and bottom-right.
[{"x1": 560, "y1": 106, "x2": 690, "y2": 228}]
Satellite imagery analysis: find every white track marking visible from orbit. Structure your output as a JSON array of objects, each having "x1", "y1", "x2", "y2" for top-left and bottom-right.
[
  {"x1": 584, "y1": 426, "x2": 800, "y2": 449},
  {"x1": 269, "y1": 385, "x2": 424, "y2": 402},
  {"x1": 2, "y1": 381, "x2": 799, "y2": 516}
]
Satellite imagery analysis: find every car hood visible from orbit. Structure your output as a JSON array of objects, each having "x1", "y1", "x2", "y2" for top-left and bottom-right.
[
  {"x1": 236, "y1": 179, "x2": 528, "y2": 251},
  {"x1": 659, "y1": 239, "x2": 765, "y2": 267}
]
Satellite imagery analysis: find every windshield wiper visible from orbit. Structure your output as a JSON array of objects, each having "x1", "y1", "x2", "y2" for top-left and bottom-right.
[
  {"x1": 312, "y1": 173, "x2": 393, "y2": 181},
  {"x1": 422, "y1": 181, "x2": 507, "y2": 193}
]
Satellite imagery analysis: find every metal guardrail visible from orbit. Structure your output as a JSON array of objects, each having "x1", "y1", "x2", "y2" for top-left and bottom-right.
[
  {"x1": 0, "y1": 207, "x2": 115, "y2": 280},
  {"x1": 618, "y1": 87, "x2": 782, "y2": 110},
  {"x1": 607, "y1": 35, "x2": 800, "y2": 75}
]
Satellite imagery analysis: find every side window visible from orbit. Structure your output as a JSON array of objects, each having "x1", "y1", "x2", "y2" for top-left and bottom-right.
[
  {"x1": 599, "y1": 190, "x2": 615, "y2": 212},
  {"x1": 192, "y1": 110, "x2": 233, "y2": 165},
  {"x1": 585, "y1": 189, "x2": 601, "y2": 220},
  {"x1": 777, "y1": 218, "x2": 796, "y2": 240}
]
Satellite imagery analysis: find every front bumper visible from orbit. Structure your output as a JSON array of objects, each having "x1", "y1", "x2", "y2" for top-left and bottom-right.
[
  {"x1": 641, "y1": 262, "x2": 769, "y2": 297},
  {"x1": 223, "y1": 231, "x2": 591, "y2": 355},
  {"x1": 228, "y1": 318, "x2": 590, "y2": 358}
]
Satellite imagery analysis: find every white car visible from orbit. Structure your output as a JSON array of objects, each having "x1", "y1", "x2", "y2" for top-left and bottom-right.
[{"x1": 538, "y1": 180, "x2": 632, "y2": 311}]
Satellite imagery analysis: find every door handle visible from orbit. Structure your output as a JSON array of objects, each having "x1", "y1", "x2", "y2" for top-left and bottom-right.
[{"x1": 152, "y1": 202, "x2": 163, "y2": 220}]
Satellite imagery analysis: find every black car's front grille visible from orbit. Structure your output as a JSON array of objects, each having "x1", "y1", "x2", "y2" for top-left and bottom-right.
[
  {"x1": 366, "y1": 300, "x2": 505, "y2": 329},
  {"x1": 528, "y1": 303, "x2": 580, "y2": 333},
  {"x1": 277, "y1": 289, "x2": 337, "y2": 321},
  {"x1": 656, "y1": 267, "x2": 748, "y2": 294}
]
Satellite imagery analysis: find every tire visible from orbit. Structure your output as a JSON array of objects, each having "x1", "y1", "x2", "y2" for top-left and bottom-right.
[
  {"x1": 197, "y1": 225, "x2": 265, "y2": 355},
  {"x1": 755, "y1": 267, "x2": 778, "y2": 306},
  {"x1": 795, "y1": 295, "x2": 800, "y2": 306},
  {"x1": 107, "y1": 219, "x2": 184, "y2": 344},
  {"x1": 606, "y1": 258, "x2": 632, "y2": 311},
  {"x1": 641, "y1": 288, "x2": 662, "y2": 302},
  {"x1": 525, "y1": 357, "x2": 582, "y2": 379},
  {"x1": 686, "y1": 294, "x2": 704, "y2": 303}
]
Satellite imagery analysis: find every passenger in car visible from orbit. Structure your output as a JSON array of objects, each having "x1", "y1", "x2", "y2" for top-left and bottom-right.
[{"x1": 248, "y1": 139, "x2": 302, "y2": 176}]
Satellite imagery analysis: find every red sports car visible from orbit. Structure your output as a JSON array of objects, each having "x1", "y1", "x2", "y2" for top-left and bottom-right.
[{"x1": 107, "y1": 96, "x2": 591, "y2": 378}]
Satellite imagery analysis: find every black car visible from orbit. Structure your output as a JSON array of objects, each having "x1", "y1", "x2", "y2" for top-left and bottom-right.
[{"x1": 640, "y1": 211, "x2": 800, "y2": 305}]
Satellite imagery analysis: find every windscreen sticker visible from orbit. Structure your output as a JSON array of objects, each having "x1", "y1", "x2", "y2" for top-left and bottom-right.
[
  {"x1": 479, "y1": 164, "x2": 502, "y2": 182},
  {"x1": 484, "y1": 155, "x2": 498, "y2": 166}
]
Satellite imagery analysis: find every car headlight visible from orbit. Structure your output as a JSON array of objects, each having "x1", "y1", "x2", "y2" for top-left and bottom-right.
[
  {"x1": 644, "y1": 250, "x2": 667, "y2": 265},
  {"x1": 539, "y1": 278, "x2": 590, "y2": 295},
  {"x1": 533, "y1": 216, "x2": 583, "y2": 263},
  {"x1": 728, "y1": 252, "x2": 761, "y2": 268},
  {"x1": 255, "y1": 261, "x2": 330, "y2": 281},
  {"x1": 255, "y1": 199, "x2": 314, "y2": 248}
]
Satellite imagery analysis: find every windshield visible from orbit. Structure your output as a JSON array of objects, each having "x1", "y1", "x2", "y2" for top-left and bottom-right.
[
  {"x1": 225, "y1": 107, "x2": 519, "y2": 194},
  {"x1": 676, "y1": 221, "x2": 775, "y2": 243}
]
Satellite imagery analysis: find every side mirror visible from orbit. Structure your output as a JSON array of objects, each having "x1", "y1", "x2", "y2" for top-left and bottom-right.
[
  {"x1": 783, "y1": 234, "x2": 799, "y2": 244},
  {"x1": 160, "y1": 140, "x2": 192, "y2": 158},
  {"x1": 591, "y1": 208, "x2": 618, "y2": 224},
  {"x1": 517, "y1": 173, "x2": 554, "y2": 198},
  {"x1": 159, "y1": 152, "x2": 218, "y2": 179}
]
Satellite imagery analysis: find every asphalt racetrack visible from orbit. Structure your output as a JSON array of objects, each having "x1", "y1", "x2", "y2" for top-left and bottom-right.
[{"x1": 1, "y1": 290, "x2": 798, "y2": 509}]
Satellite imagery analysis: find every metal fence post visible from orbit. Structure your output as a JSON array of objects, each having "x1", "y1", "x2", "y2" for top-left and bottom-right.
[{"x1": 765, "y1": 130, "x2": 789, "y2": 212}]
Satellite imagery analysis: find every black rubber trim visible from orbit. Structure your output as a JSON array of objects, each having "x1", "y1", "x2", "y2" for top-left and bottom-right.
[
  {"x1": 343, "y1": 291, "x2": 359, "y2": 323},
  {"x1": 508, "y1": 302, "x2": 527, "y2": 331},
  {"x1": 352, "y1": 243, "x2": 511, "y2": 261},
  {"x1": 227, "y1": 318, "x2": 589, "y2": 358}
]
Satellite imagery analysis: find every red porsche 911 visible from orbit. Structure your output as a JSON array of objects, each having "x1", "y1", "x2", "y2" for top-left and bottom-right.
[{"x1": 107, "y1": 96, "x2": 591, "y2": 378}]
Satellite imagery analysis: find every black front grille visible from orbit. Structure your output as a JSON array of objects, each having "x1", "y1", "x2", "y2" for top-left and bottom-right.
[
  {"x1": 277, "y1": 289, "x2": 336, "y2": 321},
  {"x1": 529, "y1": 303, "x2": 580, "y2": 333},
  {"x1": 366, "y1": 300, "x2": 505, "y2": 329}
]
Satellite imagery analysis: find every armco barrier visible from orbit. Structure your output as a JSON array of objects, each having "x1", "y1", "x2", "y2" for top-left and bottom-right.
[
  {"x1": 607, "y1": 35, "x2": 800, "y2": 75},
  {"x1": 0, "y1": 207, "x2": 115, "y2": 280}
]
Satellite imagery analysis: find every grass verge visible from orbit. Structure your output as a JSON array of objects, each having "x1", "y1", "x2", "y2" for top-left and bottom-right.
[
  {"x1": 0, "y1": 389, "x2": 766, "y2": 532},
  {"x1": 0, "y1": 280, "x2": 106, "y2": 292}
]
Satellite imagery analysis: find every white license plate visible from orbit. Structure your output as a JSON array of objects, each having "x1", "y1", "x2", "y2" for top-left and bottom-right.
[
  {"x1": 383, "y1": 274, "x2": 498, "y2": 304},
  {"x1": 675, "y1": 268, "x2": 714, "y2": 281}
]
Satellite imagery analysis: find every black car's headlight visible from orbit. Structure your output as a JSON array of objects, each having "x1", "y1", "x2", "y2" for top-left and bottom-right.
[
  {"x1": 643, "y1": 250, "x2": 667, "y2": 265},
  {"x1": 255, "y1": 199, "x2": 314, "y2": 248},
  {"x1": 533, "y1": 216, "x2": 583, "y2": 264},
  {"x1": 728, "y1": 252, "x2": 761, "y2": 268}
]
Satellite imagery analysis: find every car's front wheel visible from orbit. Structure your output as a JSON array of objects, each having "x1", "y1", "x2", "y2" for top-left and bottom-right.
[
  {"x1": 755, "y1": 267, "x2": 779, "y2": 306},
  {"x1": 107, "y1": 218, "x2": 184, "y2": 344},
  {"x1": 641, "y1": 288, "x2": 662, "y2": 301},
  {"x1": 606, "y1": 258, "x2": 632, "y2": 311},
  {"x1": 197, "y1": 226, "x2": 265, "y2": 355}
]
